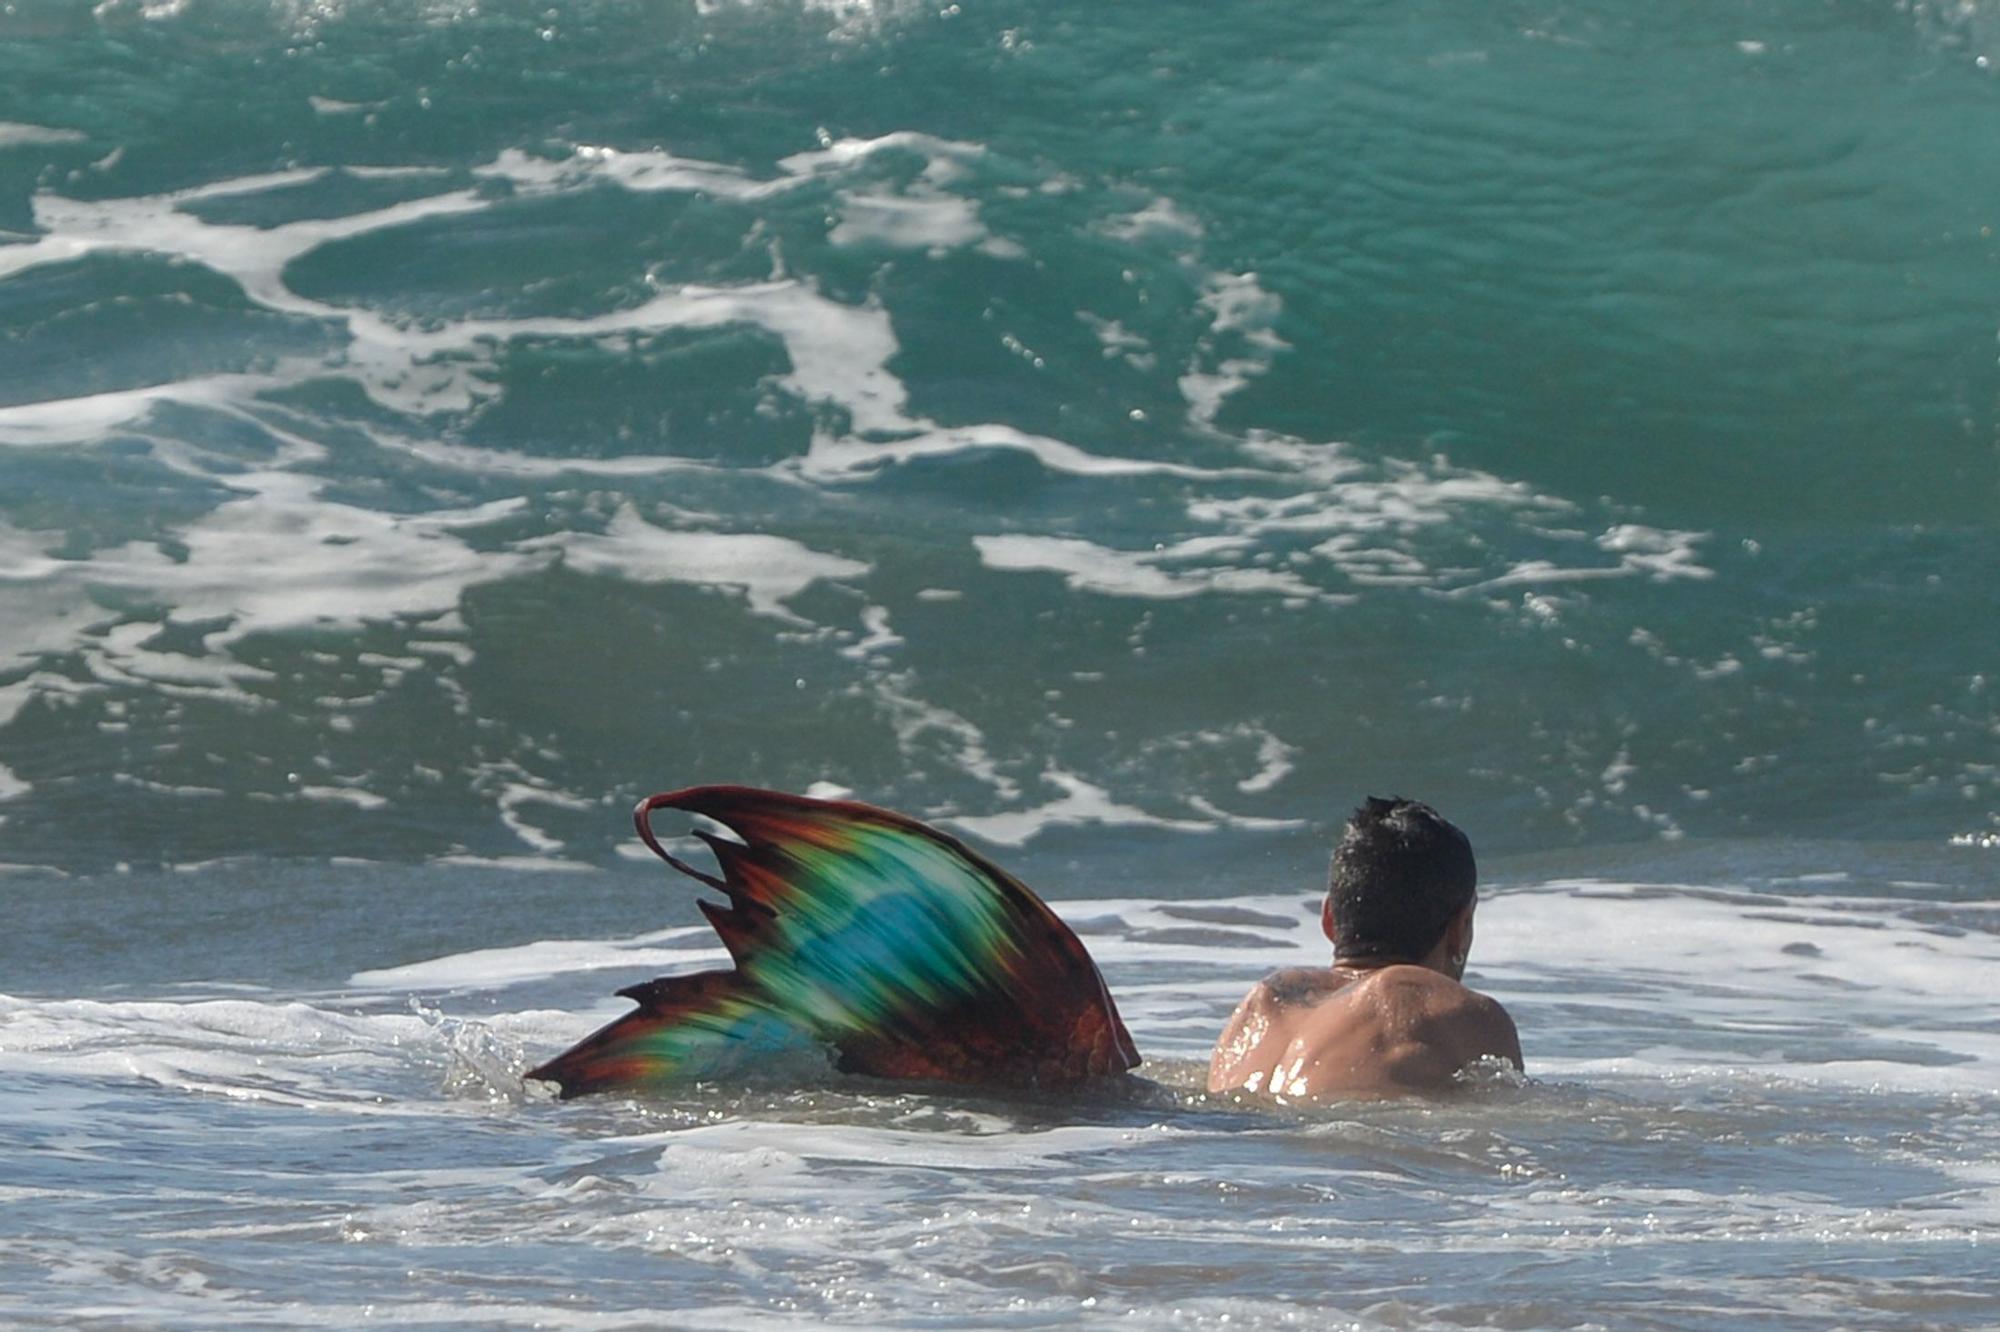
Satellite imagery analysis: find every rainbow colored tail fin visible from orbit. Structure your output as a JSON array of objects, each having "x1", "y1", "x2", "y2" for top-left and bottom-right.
[{"x1": 526, "y1": 786, "x2": 1140, "y2": 1098}]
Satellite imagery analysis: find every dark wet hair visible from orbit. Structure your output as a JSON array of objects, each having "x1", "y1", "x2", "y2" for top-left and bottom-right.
[{"x1": 1326, "y1": 797, "x2": 1476, "y2": 962}]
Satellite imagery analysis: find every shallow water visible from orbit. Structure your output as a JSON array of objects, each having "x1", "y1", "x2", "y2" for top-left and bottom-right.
[
  {"x1": 2, "y1": 0, "x2": 1997, "y2": 1325},
  {"x1": 4, "y1": 854, "x2": 1998, "y2": 1328}
]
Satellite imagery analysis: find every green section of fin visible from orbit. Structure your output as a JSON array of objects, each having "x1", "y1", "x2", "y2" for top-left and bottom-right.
[{"x1": 529, "y1": 786, "x2": 1140, "y2": 1097}]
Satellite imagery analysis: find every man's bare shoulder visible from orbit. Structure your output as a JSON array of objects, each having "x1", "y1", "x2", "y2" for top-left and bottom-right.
[
  {"x1": 1254, "y1": 967, "x2": 1350, "y2": 1007},
  {"x1": 1210, "y1": 964, "x2": 1521, "y2": 1098},
  {"x1": 1211, "y1": 967, "x2": 1351, "y2": 1043},
  {"x1": 1210, "y1": 969, "x2": 1325, "y2": 1092},
  {"x1": 1344, "y1": 960, "x2": 1512, "y2": 1032},
  {"x1": 1331, "y1": 967, "x2": 1522, "y2": 1075}
]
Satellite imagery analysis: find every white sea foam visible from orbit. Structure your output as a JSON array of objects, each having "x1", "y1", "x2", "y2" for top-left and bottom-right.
[
  {"x1": 295, "y1": 784, "x2": 390, "y2": 811},
  {"x1": 526, "y1": 501, "x2": 868, "y2": 623},
  {"x1": 837, "y1": 604, "x2": 904, "y2": 660},
  {"x1": 870, "y1": 671, "x2": 1020, "y2": 800},
  {"x1": 797, "y1": 418, "x2": 1235, "y2": 481},
  {"x1": 1190, "y1": 434, "x2": 1558, "y2": 541},
  {"x1": 0, "y1": 372, "x2": 286, "y2": 448},
  {"x1": 348, "y1": 926, "x2": 725, "y2": 990},
  {"x1": 626, "y1": 1116, "x2": 1173, "y2": 1178},
  {"x1": 1232, "y1": 725, "x2": 1299, "y2": 795},
  {"x1": 0, "y1": 122, "x2": 88, "y2": 149},
  {"x1": 0, "y1": 994, "x2": 432, "y2": 1107},
  {"x1": 0, "y1": 458, "x2": 536, "y2": 763},
  {"x1": 0, "y1": 525, "x2": 108, "y2": 675},
  {"x1": 944, "y1": 769, "x2": 1218, "y2": 845},
  {"x1": 483, "y1": 144, "x2": 794, "y2": 203},
  {"x1": 1458, "y1": 525, "x2": 1716, "y2": 594},
  {"x1": 1180, "y1": 271, "x2": 1288, "y2": 429},
  {"x1": 775, "y1": 130, "x2": 986, "y2": 178},
  {"x1": 429, "y1": 853, "x2": 600, "y2": 873},
  {"x1": 86, "y1": 481, "x2": 536, "y2": 644},
  {"x1": 1482, "y1": 884, "x2": 2000, "y2": 1091},
  {"x1": 366, "y1": 429, "x2": 720, "y2": 480},
  {"x1": 1099, "y1": 194, "x2": 1204, "y2": 242},
  {"x1": 826, "y1": 190, "x2": 989, "y2": 253},
  {"x1": 973, "y1": 533, "x2": 1326, "y2": 602}
]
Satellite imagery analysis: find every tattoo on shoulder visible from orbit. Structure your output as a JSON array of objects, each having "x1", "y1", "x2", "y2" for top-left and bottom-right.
[{"x1": 1260, "y1": 968, "x2": 1337, "y2": 1007}]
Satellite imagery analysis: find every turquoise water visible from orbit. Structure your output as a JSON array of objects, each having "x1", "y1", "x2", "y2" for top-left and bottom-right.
[{"x1": 1, "y1": 0, "x2": 1997, "y2": 1326}]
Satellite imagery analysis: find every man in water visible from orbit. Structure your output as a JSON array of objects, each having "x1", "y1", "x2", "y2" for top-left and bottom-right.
[{"x1": 1208, "y1": 797, "x2": 1522, "y2": 1099}]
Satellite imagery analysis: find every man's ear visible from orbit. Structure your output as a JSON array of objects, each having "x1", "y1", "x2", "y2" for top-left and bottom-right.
[
  {"x1": 1321, "y1": 894, "x2": 1337, "y2": 947},
  {"x1": 1446, "y1": 900, "x2": 1476, "y2": 963}
]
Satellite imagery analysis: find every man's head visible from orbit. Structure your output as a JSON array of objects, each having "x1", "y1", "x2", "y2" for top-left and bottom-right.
[{"x1": 1322, "y1": 797, "x2": 1477, "y2": 967}]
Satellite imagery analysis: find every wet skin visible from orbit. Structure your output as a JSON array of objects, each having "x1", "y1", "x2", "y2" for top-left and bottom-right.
[{"x1": 1207, "y1": 904, "x2": 1522, "y2": 1099}]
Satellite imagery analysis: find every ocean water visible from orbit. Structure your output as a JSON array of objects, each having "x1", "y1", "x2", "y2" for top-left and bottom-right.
[{"x1": 1, "y1": 0, "x2": 1997, "y2": 1326}]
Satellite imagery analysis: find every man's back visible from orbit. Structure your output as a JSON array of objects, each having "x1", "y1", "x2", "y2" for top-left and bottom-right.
[{"x1": 1208, "y1": 964, "x2": 1521, "y2": 1099}]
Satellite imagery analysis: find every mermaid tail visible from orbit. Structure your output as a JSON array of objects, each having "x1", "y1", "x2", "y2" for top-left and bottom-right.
[{"x1": 526, "y1": 785, "x2": 1141, "y2": 1098}]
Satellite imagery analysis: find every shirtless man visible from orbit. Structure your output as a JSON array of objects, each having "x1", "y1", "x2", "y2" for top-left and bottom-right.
[{"x1": 1208, "y1": 797, "x2": 1521, "y2": 1099}]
